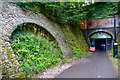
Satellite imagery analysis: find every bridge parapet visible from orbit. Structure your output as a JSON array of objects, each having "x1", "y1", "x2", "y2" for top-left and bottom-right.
[{"x1": 80, "y1": 16, "x2": 119, "y2": 29}]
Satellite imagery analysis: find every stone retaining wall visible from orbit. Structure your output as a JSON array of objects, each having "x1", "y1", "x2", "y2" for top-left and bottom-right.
[{"x1": 0, "y1": 2, "x2": 73, "y2": 78}]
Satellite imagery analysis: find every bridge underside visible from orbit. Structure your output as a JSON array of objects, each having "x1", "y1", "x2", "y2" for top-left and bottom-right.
[{"x1": 81, "y1": 27, "x2": 120, "y2": 51}]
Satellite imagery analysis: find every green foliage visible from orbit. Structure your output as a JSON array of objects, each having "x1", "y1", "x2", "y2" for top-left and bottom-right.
[
  {"x1": 110, "y1": 49, "x2": 113, "y2": 53},
  {"x1": 10, "y1": 30, "x2": 63, "y2": 78},
  {"x1": 13, "y1": 2, "x2": 118, "y2": 26},
  {"x1": 85, "y1": 2, "x2": 118, "y2": 19},
  {"x1": 69, "y1": 41, "x2": 85, "y2": 58},
  {"x1": 111, "y1": 33, "x2": 120, "y2": 59},
  {"x1": 116, "y1": 33, "x2": 120, "y2": 59},
  {"x1": 61, "y1": 25, "x2": 89, "y2": 52},
  {"x1": 118, "y1": 2, "x2": 120, "y2": 14}
]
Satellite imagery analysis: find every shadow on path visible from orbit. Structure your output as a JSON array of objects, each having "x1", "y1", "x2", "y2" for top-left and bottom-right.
[{"x1": 56, "y1": 50, "x2": 118, "y2": 78}]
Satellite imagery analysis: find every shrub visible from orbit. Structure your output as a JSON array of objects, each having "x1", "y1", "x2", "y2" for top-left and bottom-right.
[
  {"x1": 10, "y1": 30, "x2": 63, "y2": 78},
  {"x1": 69, "y1": 41, "x2": 85, "y2": 58}
]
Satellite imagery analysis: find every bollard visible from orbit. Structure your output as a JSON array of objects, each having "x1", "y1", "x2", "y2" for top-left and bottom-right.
[{"x1": 113, "y1": 43, "x2": 118, "y2": 58}]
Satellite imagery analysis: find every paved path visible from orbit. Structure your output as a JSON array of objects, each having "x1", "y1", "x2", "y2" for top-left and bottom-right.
[{"x1": 56, "y1": 51, "x2": 118, "y2": 78}]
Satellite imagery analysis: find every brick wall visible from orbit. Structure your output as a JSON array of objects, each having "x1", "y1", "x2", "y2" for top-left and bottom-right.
[{"x1": 80, "y1": 16, "x2": 119, "y2": 29}]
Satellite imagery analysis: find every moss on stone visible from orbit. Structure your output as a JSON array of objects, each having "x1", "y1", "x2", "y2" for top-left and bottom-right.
[
  {"x1": 10, "y1": 68, "x2": 14, "y2": 73},
  {"x1": 14, "y1": 72, "x2": 25, "y2": 78},
  {"x1": 15, "y1": 75, "x2": 20, "y2": 78},
  {"x1": 0, "y1": 47, "x2": 2, "y2": 50},
  {"x1": 6, "y1": 48, "x2": 14, "y2": 59},
  {"x1": 1, "y1": 46, "x2": 26, "y2": 78},
  {"x1": 2, "y1": 47, "x2": 5, "y2": 50},
  {"x1": 61, "y1": 25, "x2": 89, "y2": 52},
  {"x1": 0, "y1": 40, "x2": 3, "y2": 45}
]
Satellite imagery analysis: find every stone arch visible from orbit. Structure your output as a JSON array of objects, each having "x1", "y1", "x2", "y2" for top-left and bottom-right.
[
  {"x1": 88, "y1": 30, "x2": 114, "y2": 40},
  {"x1": 10, "y1": 22, "x2": 56, "y2": 41},
  {"x1": 1, "y1": 2, "x2": 73, "y2": 58},
  {"x1": 0, "y1": 2, "x2": 73, "y2": 78},
  {"x1": 88, "y1": 30, "x2": 114, "y2": 51}
]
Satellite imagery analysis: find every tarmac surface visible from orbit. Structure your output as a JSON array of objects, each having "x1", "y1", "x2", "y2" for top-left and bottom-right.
[{"x1": 56, "y1": 51, "x2": 118, "y2": 78}]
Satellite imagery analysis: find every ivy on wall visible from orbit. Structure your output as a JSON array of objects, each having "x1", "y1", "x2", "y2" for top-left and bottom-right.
[{"x1": 61, "y1": 25, "x2": 89, "y2": 56}]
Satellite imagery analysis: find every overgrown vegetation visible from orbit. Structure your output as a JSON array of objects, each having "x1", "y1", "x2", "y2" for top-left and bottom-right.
[
  {"x1": 61, "y1": 25, "x2": 89, "y2": 53},
  {"x1": 10, "y1": 29, "x2": 63, "y2": 77},
  {"x1": 10, "y1": 25, "x2": 87, "y2": 77},
  {"x1": 110, "y1": 33, "x2": 120, "y2": 59},
  {"x1": 13, "y1": 2, "x2": 118, "y2": 26},
  {"x1": 117, "y1": 33, "x2": 120, "y2": 59},
  {"x1": 69, "y1": 41, "x2": 85, "y2": 58}
]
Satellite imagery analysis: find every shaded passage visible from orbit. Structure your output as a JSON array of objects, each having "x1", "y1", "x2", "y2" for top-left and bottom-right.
[{"x1": 56, "y1": 51, "x2": 118, "y2": 78}]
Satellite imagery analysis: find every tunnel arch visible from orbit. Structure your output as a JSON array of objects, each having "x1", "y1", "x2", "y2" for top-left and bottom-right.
[
  {"x1": 88, "y1": 30, "x2": 114, "y2": 40},
  {"x1": 89, "y1": 31, "x2": 113, "y2": 39},
  {"x1": 88, "y1": 31, "x2": 113, "y2": 51}
]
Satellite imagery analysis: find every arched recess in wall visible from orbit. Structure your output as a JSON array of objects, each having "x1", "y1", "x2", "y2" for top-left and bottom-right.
[
  {"x1": 9, "y1": 22, "x2": 62, "y2": 54},
  {"x1": 9, "y1": 22, "x2": 63, "y2": 58},
  {"x1": 9, "y1": 22, "x2": 64, "y2": 77},
  {"x1": 10, "y1": 23, "x2": 56, "y2": 41}
]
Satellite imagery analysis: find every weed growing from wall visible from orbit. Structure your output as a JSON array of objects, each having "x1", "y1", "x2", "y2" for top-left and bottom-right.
[
  {"x1": 10, "y1": 30, "x2": 63, "y2": 78},
  {"x1": 69, "y1": 41, "x2": 85, "y2": 58}
]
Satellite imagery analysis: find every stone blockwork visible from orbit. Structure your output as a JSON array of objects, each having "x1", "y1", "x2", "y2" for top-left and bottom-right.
[
  {"x1": 0, "y1": 39, "x2": 25, "y2": 78},
  {"x1": 0, "y1": 2, "x2": 73, "y2": 78}
]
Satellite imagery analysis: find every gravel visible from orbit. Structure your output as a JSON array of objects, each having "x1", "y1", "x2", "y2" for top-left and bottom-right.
[{"x1": 107, "y1": 51, "x2": 118, "y2": 72}]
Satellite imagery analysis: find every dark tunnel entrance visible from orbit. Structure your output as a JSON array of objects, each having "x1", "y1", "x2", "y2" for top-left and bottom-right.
[
  {"x1": 90, "y1": 32, "x2": 112, "y2": 51},
  {"x1": 95, "y1": 39, "x2": 106, "y2": 50}
]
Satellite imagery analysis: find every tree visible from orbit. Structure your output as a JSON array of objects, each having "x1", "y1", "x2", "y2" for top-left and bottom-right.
[{"x1": 14, "y1": 2, "x2": 118, "y2": 26}]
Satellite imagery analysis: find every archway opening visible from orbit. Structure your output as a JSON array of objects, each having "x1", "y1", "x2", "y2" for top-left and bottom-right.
[
  {"x1": 10, "y1": 23, "x2": 56, "y2": 41},
  {"x1": 90, "y1": 32, "x2": 112, "y2": 51},
  {"x1": 9, "y1": 23, "x2": 63, "y2": 77}
]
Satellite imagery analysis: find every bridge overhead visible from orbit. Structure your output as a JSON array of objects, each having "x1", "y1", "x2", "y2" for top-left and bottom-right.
[
  {"x1": 80, "y1": 16, "x2": 119, "y2": 29},
  {"x1": 80, "y1": 16, "x2": 120, "y2": 51}
]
